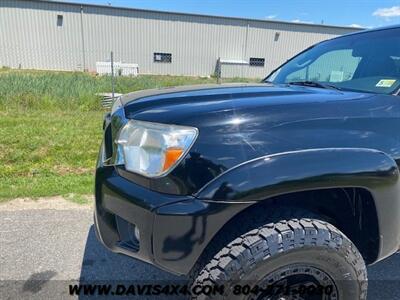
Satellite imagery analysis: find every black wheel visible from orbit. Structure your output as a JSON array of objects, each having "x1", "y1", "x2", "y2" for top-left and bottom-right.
[{"x1": 192, "y1": 218, "x2": 367, "y2": 300}]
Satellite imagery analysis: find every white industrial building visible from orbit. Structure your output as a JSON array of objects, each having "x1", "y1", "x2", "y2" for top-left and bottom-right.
[{"x1": 0, "y1": 0, "x2": 361, "y2": 78}]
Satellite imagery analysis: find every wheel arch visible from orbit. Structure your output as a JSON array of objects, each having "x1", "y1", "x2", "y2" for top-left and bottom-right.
[
  {"x1": 190, "y1": 148, "x2": 400, "y2": 274},
  {"x1": 191, "y1": 187, "x2": 380, "y2": 278}
]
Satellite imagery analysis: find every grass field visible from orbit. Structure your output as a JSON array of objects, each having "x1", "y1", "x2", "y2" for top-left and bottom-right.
[{"x1": 0, "y1": 69, "x2": 258, "y2": 202}]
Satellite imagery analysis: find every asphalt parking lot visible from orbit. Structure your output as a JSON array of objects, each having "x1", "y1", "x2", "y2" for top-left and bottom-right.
[{"x1": 1, "y1": 198, "x2": 399, "y2": 299}]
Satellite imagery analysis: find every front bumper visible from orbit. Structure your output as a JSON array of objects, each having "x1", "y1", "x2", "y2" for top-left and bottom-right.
[{"x1": 94, "y1": 149, "x2": 250, "y2": 275}]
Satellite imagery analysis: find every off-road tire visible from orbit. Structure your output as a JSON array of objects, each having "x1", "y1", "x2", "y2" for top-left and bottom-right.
[{"x1": 192, "y1": 217, "x2": 368, "y2": 300}]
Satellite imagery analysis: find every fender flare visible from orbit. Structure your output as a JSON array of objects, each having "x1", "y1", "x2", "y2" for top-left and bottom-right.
[
  {"x1": 195, "y1": 148, "x2": 399, "y2": 201},
  {"x1": 194, "y1": 147, "x2": 400, "y2": 263}
]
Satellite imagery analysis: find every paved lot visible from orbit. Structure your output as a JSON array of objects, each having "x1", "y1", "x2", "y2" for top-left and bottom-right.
[{"x1": 0, "y1": 198, "x2": 399, "y2": 299}]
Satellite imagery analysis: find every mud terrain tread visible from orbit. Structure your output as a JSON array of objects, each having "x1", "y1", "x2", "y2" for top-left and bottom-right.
[{"x1": 193, "y1": 217, "x2": 368, "y2": 299}]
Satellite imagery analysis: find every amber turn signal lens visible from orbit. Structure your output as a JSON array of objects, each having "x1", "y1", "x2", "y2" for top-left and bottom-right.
[{"x1": 163, "y1": 148, "x2": 184, "y2": 171}]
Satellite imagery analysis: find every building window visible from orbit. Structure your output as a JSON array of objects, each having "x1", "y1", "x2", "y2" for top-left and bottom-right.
[
  {"x1": 57, "y1": 15, "x2": 63, "y2": 27},
  {"x1": 154, "y1": 53, "x2": 172, "y2": 63},
  {"x1": 249, "y1": 57, "x2": 265, "y2": 67}
]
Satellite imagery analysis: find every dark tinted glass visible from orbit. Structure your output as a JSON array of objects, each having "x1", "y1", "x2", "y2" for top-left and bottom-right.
[{"x1": 267, "y1": 28, "x2": 400, "y2": 94}]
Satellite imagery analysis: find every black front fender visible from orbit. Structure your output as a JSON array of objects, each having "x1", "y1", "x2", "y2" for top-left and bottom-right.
[
  {"x1": 195, "y1": 148, "x2": 399, "y2": 201},
  {"x1": 195, "y1": 148, "x2": 400, "y2": 262}
]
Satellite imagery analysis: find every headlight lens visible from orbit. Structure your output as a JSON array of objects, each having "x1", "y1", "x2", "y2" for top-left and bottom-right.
[{"x1": 115, "y1": 120, "x2": 198, "y2": 177}]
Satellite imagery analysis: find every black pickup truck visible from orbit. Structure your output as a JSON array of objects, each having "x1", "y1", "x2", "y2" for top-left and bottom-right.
[{"x1": 95, "y1": 26, "x2": 400, "y2": 299}]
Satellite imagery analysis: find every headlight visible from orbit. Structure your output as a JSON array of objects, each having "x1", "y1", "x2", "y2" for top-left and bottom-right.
[{"x1": 115, "y1": 120, "x2": 198, "y2": 178}]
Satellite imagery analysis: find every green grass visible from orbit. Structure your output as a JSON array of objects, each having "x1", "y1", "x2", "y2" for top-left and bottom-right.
[
  {"x1": 0, "y1": 69, "x2": 257, "y2": 112},
  {"x1": 0, "y1": 111, "x2": 103, "y2": 200},
  {"x1": 0, "y1": 70, "x2": 258, "y2": 202}
]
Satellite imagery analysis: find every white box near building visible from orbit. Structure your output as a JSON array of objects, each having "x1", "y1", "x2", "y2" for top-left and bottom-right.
[{"x1": 96, "y1": 62, "x2": 139, "y2": 76}]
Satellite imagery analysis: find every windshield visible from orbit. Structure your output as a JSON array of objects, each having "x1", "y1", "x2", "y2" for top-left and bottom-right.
[{"x1": 266, "y1": 28, "x2": 400, "y2": 95}]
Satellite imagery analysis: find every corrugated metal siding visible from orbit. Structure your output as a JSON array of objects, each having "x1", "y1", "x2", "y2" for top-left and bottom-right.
[
  {"x1": 0, "y1": 0, "x2": 84, "y2": 70},
  {"x1": 0, "y1": 0, "x2": 360, "y2": 77}
]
